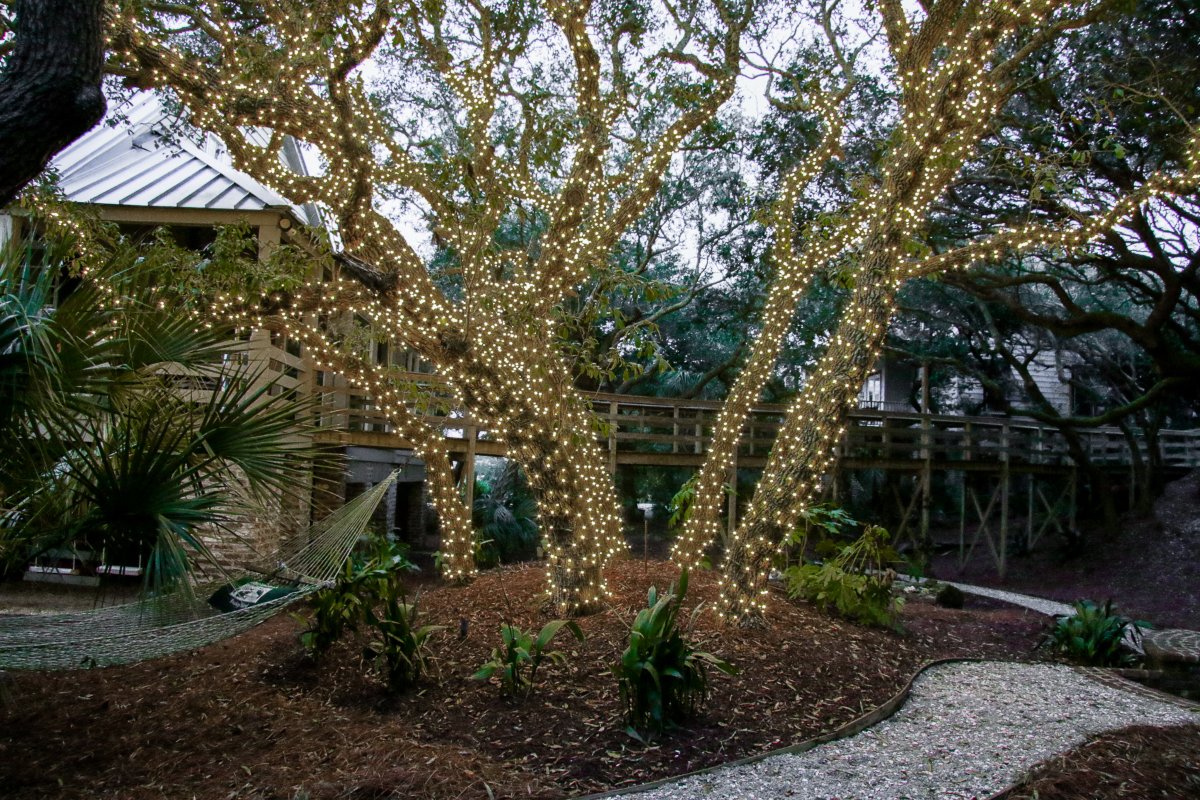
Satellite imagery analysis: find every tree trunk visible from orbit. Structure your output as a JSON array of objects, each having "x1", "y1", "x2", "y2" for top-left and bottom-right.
[
  {"x1": 0, "y1": 0, "x2": 106, "y2": 205},
  {"x1": 453, "y1": 338, "x2": 623, "y2": 615},
  {"x1": 719, "y1": 250, "x2": 897, "y2": 624},
  {"x1": 413, "y1": 438, "x2": 477, "y2": 581}
]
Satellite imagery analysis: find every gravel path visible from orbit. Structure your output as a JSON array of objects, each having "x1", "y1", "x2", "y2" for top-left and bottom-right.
[
  {"x1": 611, "y1": 661, "x2": 1196, "y2": 800},
  {"x1": 941, "y1": 581, "x2": 1075, "y2": 617}
]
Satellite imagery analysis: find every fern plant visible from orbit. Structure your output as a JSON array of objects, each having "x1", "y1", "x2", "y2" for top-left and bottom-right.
[
  {"x1": 785, "y1": 525, "x2": 902, "y2": 628},
  {"x1": 473, "y1": 620, "x2": 584, "y2": 697},
  {"x1": 616, "y1": 568, "x2": 736, "y2": 741}
]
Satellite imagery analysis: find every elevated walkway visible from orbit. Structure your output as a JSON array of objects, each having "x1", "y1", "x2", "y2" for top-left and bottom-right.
[{"x1": 309, "y1": 380, "x2": 1200, "y2": 474}]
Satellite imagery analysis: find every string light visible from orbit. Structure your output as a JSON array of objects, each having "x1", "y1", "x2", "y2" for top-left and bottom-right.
[
  {"x1": 102, "y1": 1, "x2": 1199, "y2": 620},
  {"x1": 106, "y1": 0, "x2": 749, "y2": 613},
  {"x1": 670, "y1": 0, "x2": 1200, "y2": 624}
]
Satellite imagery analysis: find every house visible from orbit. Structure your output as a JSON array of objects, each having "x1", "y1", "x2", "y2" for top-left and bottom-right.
[
  {"x1": 858, "y1": 355, "x2": 920, "y2": 412},
  {"x1": 1, "y1": 95, "x2": 434, "y2": 569},
  {"x1": 858, "y1": 351, "x2": 1073, "y2": 417}
]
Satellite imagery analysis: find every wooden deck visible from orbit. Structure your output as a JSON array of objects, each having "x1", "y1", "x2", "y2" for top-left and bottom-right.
[
  {"x1": 303, "y1": 374, "x2": 1200, "y2": 474},
  {"x1": 261, "y1": 344, "x2": 1199, "y2": 578}
]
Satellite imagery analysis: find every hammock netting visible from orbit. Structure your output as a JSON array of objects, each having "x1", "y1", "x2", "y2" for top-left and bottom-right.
[{"x1": 0, "y1": 474, "x2": 397, "y2": 671}]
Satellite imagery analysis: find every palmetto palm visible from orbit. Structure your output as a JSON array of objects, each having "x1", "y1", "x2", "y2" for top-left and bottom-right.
[{"x1": 0, "y1": 237, "x2": 319, "y2": 592}]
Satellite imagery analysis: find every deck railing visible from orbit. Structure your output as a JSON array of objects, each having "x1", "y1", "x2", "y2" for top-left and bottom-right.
[{"x1": 282, "y1": 349, "x2": 1200, "y2": 471}]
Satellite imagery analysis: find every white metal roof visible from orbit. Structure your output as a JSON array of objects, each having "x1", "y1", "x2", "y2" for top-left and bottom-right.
[{"x1": 52, "y1": 95, "x2": 317, "y2": 223}]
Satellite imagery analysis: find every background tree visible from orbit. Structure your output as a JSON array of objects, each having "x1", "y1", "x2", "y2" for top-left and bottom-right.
[{"x1": 893, "y1": 0, "x2": 1200, "y2": 524}]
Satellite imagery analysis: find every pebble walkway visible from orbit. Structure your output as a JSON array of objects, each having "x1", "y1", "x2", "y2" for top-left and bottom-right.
[
  {"x1": 938, "y1": 580, "x2": 1075, "y2": 617},
  {"x1": 608, "y1": 661, "x2": 1197, "y2": 800}
]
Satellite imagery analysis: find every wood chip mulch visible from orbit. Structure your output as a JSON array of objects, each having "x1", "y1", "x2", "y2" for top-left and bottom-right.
[
  {"x1": 998, "y1": 723, "x2": 1200, "y2": 799},
  {"x1": 1, "y1": 560, "x2": 1050, "y2": 800}
]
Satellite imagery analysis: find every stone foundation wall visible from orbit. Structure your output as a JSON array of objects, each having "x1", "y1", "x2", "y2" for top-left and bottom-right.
[{"x1": 190, "y1": 481, "x2": 312, "y2": 583}]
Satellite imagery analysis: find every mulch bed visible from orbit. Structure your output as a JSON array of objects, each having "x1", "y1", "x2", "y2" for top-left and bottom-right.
[
  {"x1": 998, "y1": 724, "x2": 1200, "y2": 799},
  {"x1": 0, "y1": 560, "x2": 1050, "y2": 800}
]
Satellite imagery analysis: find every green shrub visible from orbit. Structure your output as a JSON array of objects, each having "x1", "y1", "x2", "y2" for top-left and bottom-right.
[
  {"x1": 616, "y1": 568, "x2": 736, "y2": 741},
  {"x1": 935, "y1": 583, "x2": 965, "y2": 609},
  {"x1": 667, "y1": 474, "x2": 736, "y2": 532},
  {"x1": 784, "y1": 525, "x2": 902, "y2": 629},
  {"x1": 363, "y1": 595, "x2": 444, "y2": 692},
  {"x1": 296, "y1": 535, "x2": 418, "y2": 657},
  {"x1": 354, "y1": 535, "x2": 419, "y2": 575},
  {"x1": 777, "y1": 503, "x2": 860, "y2": 570},
  {"x1": 666, "y1": 475, "x2": 698, "y2": 530},
  {"x1": 1050, "y1": 599, "x2": 1147, "y2": 666},
  {"x1": 297, "y1": 572, "x2": 368, "y2": 656},
  {"x1": 473, "y1": 620, "x2": 585, "y2": 697}
]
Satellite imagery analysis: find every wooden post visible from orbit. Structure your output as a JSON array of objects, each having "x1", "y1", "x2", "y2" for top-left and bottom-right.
[
  {"x1": 1026, "y1": 474, "x2": 1034, "y2": 553},
  {"x1": 252, "y1": 222, "x2": 284, "y2": 399},
  {"x1": 958, "y1": 472, "x2": 967, "y2": 567},
  {"x1": 920, "y1": 413, "x2": 932, "y2": 547},
  {"x1": 643, "y1": 515, "x2": 649, "y2": 565},
  {"x1": 920, "y1": 361, "x2": 931, "y2": 414},
  {"x1": 1069, "y1": 466, "x2": 1078, "y2": 532},
  {"x1": 463, "y1": 424, "x2": 477, "y2": 511},
  {"x1": 1128, "y1": 460, "x2": 1136, "y2": 512},
  {"x1": 608, "y1": 401, "x2": 618, "y2": 474},
  {"x1": 694, "y1": 411, "x2": 703, "y2": 455},
  {"x1": 672, "y1": 405, "x2": 680, "y2": 455},
  {"x1": 999, "y1": 424, "x2": 1010, "y2": 580}
]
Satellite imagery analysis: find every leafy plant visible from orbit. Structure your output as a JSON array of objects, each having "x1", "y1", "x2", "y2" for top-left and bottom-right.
[
  {"x1": 352, "y1": 534, "x2": 419, "y2": 575},
  {"x1": 0, "y1": 233, "x2": 319, "y2": 593},
  {"x1": 297, "y1": 535, "x2": 417, "y2": 657},
  {"x1": 779, "y1": 503, "x2": 861, "y2": 568},
  {"x1": 472, "y1": 462, "x2": 539, "y2": 566},
  {"x1": 1050, "y1": 599, "x2": 1148, "y2": 667},
  {"x1": 297, "y1": 536, "x2": 439, "y2": 692},
  {"x1": 777, "y1": 501, "x2": 864, "y2": 568},
  {"x1": 785, "y1": 525, "x2": 903, "y2": 629},
  {"x1": 616, "y1": 568, "x2": 736, "y2": 741},
  {"x1": 799, "y1": 504, "x2": 860, "y2": 540},
  {"x1": 363, "y1": 595, "x2": 444, "y2": 692},
  {"x1": 296, "y1": 573, "x2": 367, "y2": 656},
  {"x1": 666, "y1": 474, "x2": 698, "y2": 530},
  {"x1": 473, "y1": 619, "x2": 585, "y2": 697},
  {"x1": 667, "y1": 474, "x2": 735, "y2": 531}
]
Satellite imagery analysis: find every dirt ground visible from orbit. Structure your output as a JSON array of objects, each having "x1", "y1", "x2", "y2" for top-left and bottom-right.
[
  {"x1": 930, "y1": 470, "x2": 1200, "y2": 629},
  {"x1": 0, "y1": 560, "x2": 1048, "y2": 800}
]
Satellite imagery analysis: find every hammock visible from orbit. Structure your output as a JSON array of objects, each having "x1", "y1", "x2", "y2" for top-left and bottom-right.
[{"x1": 0, "y1": 474, "x2": 397, "y2": 671}]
